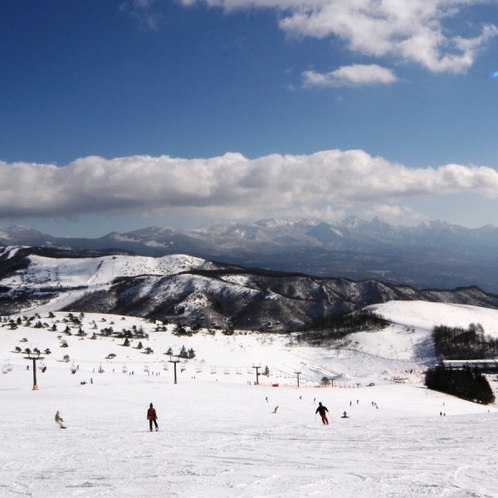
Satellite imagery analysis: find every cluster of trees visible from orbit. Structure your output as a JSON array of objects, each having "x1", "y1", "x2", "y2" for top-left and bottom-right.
[
  {"x1": 4, "y1": 311, "x2": 201, "y2": 361},
  {"x1": 172, "y1": 323, "x2": 201, "y2": 336},
  {"x1": 298, "y1": 311, "x2": 390, "y2": 346},
  {"x1": 4, "y1": 313, "x2": 47, "y2": 330},
  {"x1": 425, "y1": 365, "x2": 495, "y2": 404},
  {"x1": 165, "y1": 346, "x2": 195, "y2": 359},
  {"x1": 13, "y1": 346, "x2": 51, "y2": 355},
  {"x1": 432, "y1": 323, "x2": 498, "y2": 360},
  {"x1": 172, "y1": 322, "x2": 233, "y2": 336}
]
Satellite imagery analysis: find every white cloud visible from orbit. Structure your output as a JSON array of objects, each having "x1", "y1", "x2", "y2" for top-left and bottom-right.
[
  {"x1": 1, "y1": 151, "x2": 498, "y2": 222},
  {"x1": 182, "y1": 0, "x2": 498, "y2": 74},
  {"x1": 303, "y1": 64, "x2": 398, "y2": 87}
]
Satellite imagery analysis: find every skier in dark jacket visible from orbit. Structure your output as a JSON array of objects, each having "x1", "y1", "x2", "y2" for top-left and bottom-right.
[
  {"x1": 315, "y1": 402, "x2": 329, "y2": 425},
  {"x1": 147, "y1": 403, "x2": 159, "y2": 432}
]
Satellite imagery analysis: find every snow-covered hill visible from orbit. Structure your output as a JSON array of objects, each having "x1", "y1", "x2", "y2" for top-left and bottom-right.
[
  {"x1": 1, "y1": 248, "x2": 215, "y2": 286},
  {"x1": 2, "y1": 301, "x2": 498, "y2": 497},
  {"x1": 2, "y1": 247, "x2": 498, "y2": 332}
]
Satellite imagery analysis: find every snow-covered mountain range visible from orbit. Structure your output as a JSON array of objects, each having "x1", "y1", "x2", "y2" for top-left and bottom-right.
[
  {"x1": 2, "y1": 217, "x2": 498, "y2": 291},
  {"x1": 2, "y1": 246, "x2": 498, "y2": 331}
]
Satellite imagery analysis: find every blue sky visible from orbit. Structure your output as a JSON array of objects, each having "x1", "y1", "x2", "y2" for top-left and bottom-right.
[{"x1": 1, "y1": 0, "x2": 498, "y2": 237}]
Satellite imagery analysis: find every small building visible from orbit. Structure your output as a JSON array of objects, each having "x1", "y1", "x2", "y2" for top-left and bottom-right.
[{"x1": 440, "y1": 359, "x2": 498, "y2": 373}]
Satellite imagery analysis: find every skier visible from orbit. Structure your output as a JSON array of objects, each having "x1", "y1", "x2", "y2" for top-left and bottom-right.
[
  {"x1": 55, "y1": 411, "x2": 66, "y2": 429},
  {"x1": 315, "y1": 402, "x2": 329, "y2": 425},
  {"x1": 147, "y1": 403, "x2": 159, "y2": 432}
]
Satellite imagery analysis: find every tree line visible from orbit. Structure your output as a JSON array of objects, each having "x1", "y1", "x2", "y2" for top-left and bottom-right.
[
  {"x1": 432, "y1": 323, "x2": 498, "y2": 360},
  {"x1": 297, "y1": 310, "x2": 390, "y2": 346}
]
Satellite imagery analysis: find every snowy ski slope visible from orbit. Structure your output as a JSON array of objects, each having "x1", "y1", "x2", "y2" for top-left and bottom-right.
[{"x1": 1, "y1": 301, "x2": 498, "y2": 496}]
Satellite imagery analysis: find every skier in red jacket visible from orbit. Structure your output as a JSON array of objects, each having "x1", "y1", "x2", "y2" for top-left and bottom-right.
[{"x1": 147, "y1": 403, "x2": 159, "y2": 432}]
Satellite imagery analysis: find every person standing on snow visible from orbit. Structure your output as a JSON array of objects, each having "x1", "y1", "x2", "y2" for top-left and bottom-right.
[
  {"x1": 55, "y1": 411, "x2": 66, "y2": 429},
  {"x1": 147, "y1": 403, "x2": 159, "y2": 432},
  {"x1": 315, "y1": 402, "x2": 329, "y2": 425}
]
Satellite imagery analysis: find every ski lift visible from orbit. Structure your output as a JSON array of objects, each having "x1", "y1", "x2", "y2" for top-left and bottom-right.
[{"x1": 122, "y1": 363, "x2": 127, "y2": 374}]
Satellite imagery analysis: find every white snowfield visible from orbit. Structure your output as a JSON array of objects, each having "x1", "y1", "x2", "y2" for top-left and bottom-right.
[
  {"x1": 1, "y1": 301, "x2": 498, "y2": 497},
  {"x1": 1, "y1": 252, "x2": 212, "y2": 289}
]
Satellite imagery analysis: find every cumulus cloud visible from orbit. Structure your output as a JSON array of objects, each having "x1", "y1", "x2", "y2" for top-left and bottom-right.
[
  {"x1": 1, "y1": 151, "x2": 498, "y2": 222},
  {"x1": 181, "y1": 0, "x2": 497, "y2": 74},
  {"x1": 303, "y1": 64, "x2": 398, "y2": 87}
]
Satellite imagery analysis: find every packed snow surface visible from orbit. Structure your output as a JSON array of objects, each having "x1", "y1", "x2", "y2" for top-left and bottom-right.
[{"x1": 2, "y1": 301, "x2": 498, "y2": 497}]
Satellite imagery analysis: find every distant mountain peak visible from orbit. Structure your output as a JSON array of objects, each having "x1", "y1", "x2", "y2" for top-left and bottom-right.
[
  {"x1": 341, "y1": 215, "x2": 368, "y2": 230},
  {"x1": 255, "y1": 219, "x2": 292, "y2": 229},
  {"x1": 369, "y1": 216, "x2": 387, "y2": 225},
  {"x1": 8, "y1": 225, "x2": 46, "y2": 235}
]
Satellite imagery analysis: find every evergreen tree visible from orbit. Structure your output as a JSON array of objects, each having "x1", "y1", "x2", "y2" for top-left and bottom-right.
[{"x1": 173, "y1": 324, "x2": 189, "y2": 336}]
